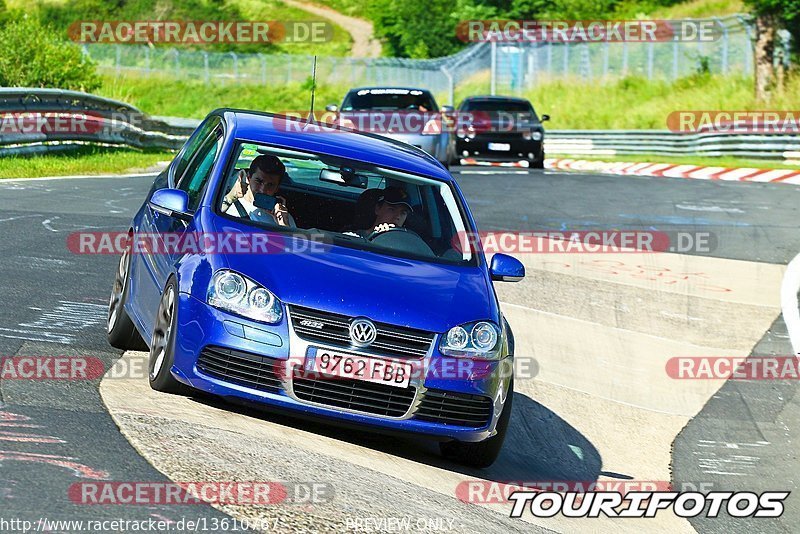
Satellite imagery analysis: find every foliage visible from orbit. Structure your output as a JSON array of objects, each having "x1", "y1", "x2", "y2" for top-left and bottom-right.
[{"x1": 0, "y1": 16, "x2": 101, "y2": 91}]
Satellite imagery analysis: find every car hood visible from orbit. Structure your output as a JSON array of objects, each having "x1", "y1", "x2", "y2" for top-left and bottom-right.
[{"x1": 210, "y1": 220, "x2": 498, "y2": 333}]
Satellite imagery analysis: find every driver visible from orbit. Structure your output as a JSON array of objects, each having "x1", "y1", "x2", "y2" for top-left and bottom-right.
[{"x1": 355, "y1": 187, "x2": 412, "y2": 237}]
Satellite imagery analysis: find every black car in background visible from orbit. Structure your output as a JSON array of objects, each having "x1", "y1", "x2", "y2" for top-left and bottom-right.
[{"x1": 454, "y1": 96, "x2": 549, "y2": 168}]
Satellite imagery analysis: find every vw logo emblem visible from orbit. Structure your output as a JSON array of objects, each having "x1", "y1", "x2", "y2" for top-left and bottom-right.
[{"x1": 349, "y1": 318, "x2": 377, "y2": 347}]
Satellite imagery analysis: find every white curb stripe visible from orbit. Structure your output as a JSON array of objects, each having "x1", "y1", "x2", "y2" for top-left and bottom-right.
[
  {"x1": 687, "y1": 167, "x2": 726, "y2": 179},
  {"x1": 748, "y1": 169, "x2": 796, "y2": 182},
  {"x1": 781, "y1": 253, "x2": 800, "y2": 357}
]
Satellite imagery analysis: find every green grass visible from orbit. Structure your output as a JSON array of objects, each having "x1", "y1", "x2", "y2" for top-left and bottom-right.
[
  {"x1": 0, "y1": 146, "x2": 174, "y2": 179},
  {"x1": 97, "y1": 74, "x2": 353, "y2": 118},
  {"x1": 569, "y1": 154, "x2": 800, "y2": 170},
  {"x1": 453, "y1": 72, "x2": 800, "y2": 130},
  {"x1": 648, "y1": 0, "x2": 744, "y2": 18}
]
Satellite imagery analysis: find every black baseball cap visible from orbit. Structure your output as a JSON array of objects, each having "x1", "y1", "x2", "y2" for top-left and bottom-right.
[{"x1": 378, "y1": 187, "x2": 413, "y2": 212}]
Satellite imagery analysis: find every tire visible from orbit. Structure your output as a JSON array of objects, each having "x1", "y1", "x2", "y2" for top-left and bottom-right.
[
  {"x1": 107, "y1": 247, "x2": 149, "y2": 351},
  {"x1": 531, "y1": 150, "x2": 545, "y2": 169},
  {"x1": 148, "y1": 278, "x2": 190, "y2": 394},
  {"x1": 439, "y1": 378, "x2": 514, "y2": 468}
]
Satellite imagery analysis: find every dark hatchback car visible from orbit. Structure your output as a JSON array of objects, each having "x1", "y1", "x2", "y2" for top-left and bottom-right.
[{"x1": 454, "y1": 96, "x2": 549, "y2": 168}]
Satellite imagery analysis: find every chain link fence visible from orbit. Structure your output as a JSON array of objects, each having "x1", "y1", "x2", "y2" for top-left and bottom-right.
[{"x1": 82, "y1": 15, "x2": 791, "y2": 105}]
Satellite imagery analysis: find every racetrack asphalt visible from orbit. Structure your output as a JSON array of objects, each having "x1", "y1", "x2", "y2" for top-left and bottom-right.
[{"x1": 0, "y1": 167, "x2": 797, "y2": 532}]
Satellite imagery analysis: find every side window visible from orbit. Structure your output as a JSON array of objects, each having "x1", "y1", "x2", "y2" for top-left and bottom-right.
[
  {"x1": 178, "y1": 128, "x2": 223, "y2": 212},
  {"x1": 173, "y1": 118, "x2": 219, "y2": 185}
]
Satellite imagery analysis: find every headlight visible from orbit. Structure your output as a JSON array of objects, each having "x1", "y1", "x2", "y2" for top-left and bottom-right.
[
  {"x1": 440, "y1": 321, "x2": 502, "y2": 359},
  {"x1": 207, "y1": 270, "x2": 282, "y2": 324},
  {"x1": 531, "y1": 131, "x2": 543, "y2": 141}
]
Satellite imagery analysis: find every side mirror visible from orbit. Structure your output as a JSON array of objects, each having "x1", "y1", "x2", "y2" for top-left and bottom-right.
[
  {"x1": 540, "y1": 114, "x2": 550, "y2": 122},
  {"x1": 490, "y1": 253, "x2": 525, "y2": 282},
  {"x1": 325, "y1": 104, "x2": 338, "y2": 112},
  {"x1": 441, "y1": 105, "x2": 455, "y2": 113},
  {"x1": 149, "y1": 188, "x2": 192, "y2": 222}
]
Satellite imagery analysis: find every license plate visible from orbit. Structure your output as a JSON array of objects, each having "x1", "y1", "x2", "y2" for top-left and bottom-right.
[
  {"x1": 306, "y1": 348, "x2": 412, "y2": 388},
  {"x1": 488, "y1": 142, "x2": 511, "y2": 151}
]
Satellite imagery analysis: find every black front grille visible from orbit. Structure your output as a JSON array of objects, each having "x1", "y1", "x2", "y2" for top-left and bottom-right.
[
  {"x1": 414, "y1": 389, "x2": 493, "y2": 428},
  {"x1": 477, "y1": 131, "x2": 524, "y2": 141},
  {"x1": 289, "y1": 305, "x2": 434, "y2": 359},
  {"x1": 196, "y1": 346, "x2": 283, "y2": 394},
  {"x1": 292, "y1": 372, "x2": 417, "y2": 417}
]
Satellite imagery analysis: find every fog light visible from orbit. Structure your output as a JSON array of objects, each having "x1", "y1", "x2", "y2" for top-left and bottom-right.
[
  {"x1": 528, "y1": 152, "x2": 535, "y2": 159},
  {"x1": 462, "y1": 150, "x2": 469, "y2": 157}
]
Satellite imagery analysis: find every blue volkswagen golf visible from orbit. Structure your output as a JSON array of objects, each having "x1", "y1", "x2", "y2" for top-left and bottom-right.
[{"x1": 107, "y1": 109, "x2": 525, "y2": 467}]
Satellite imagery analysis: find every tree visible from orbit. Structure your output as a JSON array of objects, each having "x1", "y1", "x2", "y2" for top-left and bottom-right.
[{"x1": 745, "y1": 0, "x2": 800, "y2": 102}]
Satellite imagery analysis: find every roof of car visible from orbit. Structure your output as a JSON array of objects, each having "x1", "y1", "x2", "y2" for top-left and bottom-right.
[
  {"x1": 221, "y1": 109, "x2": 452, "y2": 182},
  {"x1": 461, "y1": 95, "x2": 531, "y2": 103},
  {"x1": 345, "y1": 86, "x2": 434, "y2": 94}
]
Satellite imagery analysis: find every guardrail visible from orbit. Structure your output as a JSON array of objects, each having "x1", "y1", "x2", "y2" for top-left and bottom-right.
[
  {"x1": 0, "y1": 89, "x2": 195, "y2": 156},
  {"x1": 545, "y1": 130, "x2": 800, "y2": 161},
  {"x1": 3, "y1": 89, "x2": 799, "y2": 162}
]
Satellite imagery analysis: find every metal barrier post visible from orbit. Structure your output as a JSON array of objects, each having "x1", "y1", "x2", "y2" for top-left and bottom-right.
[
  {"x1": 673, "y1": 41, "x2": 679, "y2": 79},
  {"x1": 490, "y1": 41, "x2": 497, "y2": 95},
  {"x1": 259, "y1": 54, "x2": 266, "y2": 84}
]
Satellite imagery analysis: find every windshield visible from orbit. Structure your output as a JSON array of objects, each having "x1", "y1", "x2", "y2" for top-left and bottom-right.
[
  {"x1": 342, "y1": 89, "x2": 438, "y2": 112},
  {"x1": 462, "y1": 100, "x2": 535, "y2": 116},
  {"x1": 216, "y1": 142, "x2": 474, "y2": 265}
]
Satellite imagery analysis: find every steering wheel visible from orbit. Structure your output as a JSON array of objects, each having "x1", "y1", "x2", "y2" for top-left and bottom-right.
[
  {"x1": 367, "y1": 226, "x2": 416, "y2": 241},
  {"x1": 367, "y1": 226, "x2": 434, "y2": 256}
]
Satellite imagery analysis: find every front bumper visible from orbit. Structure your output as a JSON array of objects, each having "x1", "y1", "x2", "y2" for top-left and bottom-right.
[
  {"x1": 456, "y1": 134, "x2": 542, "y2": 162},
  {"x1": 170, "y1": 294, "x2": 510, "y2": 442}
]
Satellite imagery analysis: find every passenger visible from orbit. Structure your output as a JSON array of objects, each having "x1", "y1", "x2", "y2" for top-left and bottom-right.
[
  {"x1": 222, "y1": 155, "x2": 296, "y2": 228},
  {"x1": 356, "y1": 187, "x2": 412, "y2": 237}
]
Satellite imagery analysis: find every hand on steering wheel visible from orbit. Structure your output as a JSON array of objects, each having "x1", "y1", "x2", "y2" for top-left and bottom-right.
[
  {"x1": 367, "y1": 224, "x2": 419, "y2": 242},
  {"x1": 372, "y1": 223, "x2": 395, "y2": 234}
]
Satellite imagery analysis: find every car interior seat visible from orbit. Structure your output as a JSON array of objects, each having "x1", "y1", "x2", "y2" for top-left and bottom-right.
[{"x1": 342, "y1": 188, "x2": 384, "y2": 232}]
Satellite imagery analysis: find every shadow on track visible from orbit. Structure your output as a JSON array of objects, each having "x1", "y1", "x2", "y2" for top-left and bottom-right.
[{"x1": 186, "y1": 390, "x2": 602, "y2": 484}]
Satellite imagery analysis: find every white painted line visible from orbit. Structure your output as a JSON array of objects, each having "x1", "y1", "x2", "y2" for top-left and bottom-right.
[
  {"x1": 780, "y1": 252, "x2": 800, "y2": 356},
  {"x1": 0, "y1": 171, "x2": 160, "y2": 183}
]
